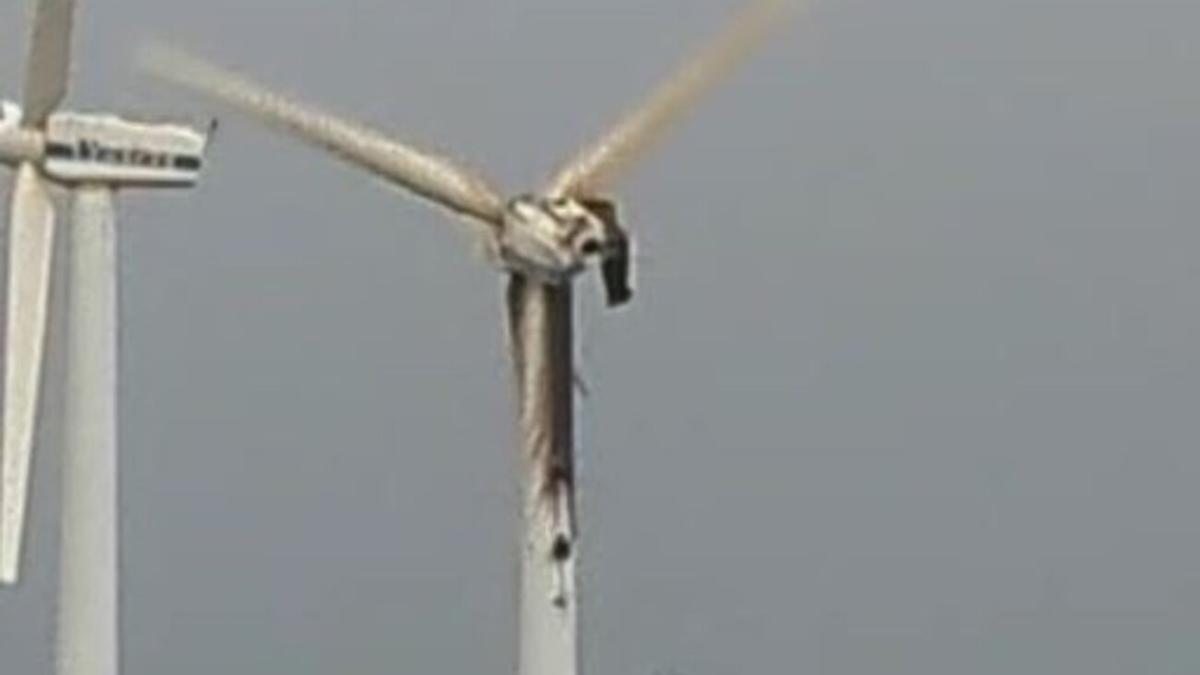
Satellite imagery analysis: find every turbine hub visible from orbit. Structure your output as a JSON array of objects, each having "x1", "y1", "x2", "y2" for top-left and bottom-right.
[
  {"x1": 0, "y1": 130, "x2": 44, "y2": 167},
  {"x1": 498, "y1": 195, "x2": 622, "y2": 283}
]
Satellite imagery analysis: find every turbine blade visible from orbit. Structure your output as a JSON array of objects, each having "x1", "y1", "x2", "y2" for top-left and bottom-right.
[
  {"x1": 505, "y1": 274, "x2": 531, "y2": 387},
  {"x1": 506, "y1": 274, "x2": 580, "y2": 666},
  {"x1": 2, "y1": 163, "x2": 57, "y2": 585},
  {"x1": 138, "y1": 43, "x2": 508, "y2": 227},
  {"x1": 22, "y1": 0, "x2": 76, "y2": 128},
  {"x1": 546, "y1": 0, "x2": 793, "y2": 199},
  {"x1": 505, "y1": 274, "x2": 576, "y2": 503}
]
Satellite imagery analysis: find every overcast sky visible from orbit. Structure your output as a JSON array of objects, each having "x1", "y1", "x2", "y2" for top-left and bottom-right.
[{"x1": 2, "y1": 0, "x2": 1199, "y2": 673}]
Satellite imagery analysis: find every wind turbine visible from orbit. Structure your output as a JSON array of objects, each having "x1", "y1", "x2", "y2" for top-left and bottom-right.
[
  {"x1": 142, "y1": 1, "x2": 789, "y2": 673},
  {"x1": 1, "y1": 0, "x2": 210, "y2": 673}
]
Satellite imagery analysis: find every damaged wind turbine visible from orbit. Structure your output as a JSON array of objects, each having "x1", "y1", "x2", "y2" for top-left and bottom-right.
[{"x1": 140, "y1": 2, "x2": 789, "y2": 674}]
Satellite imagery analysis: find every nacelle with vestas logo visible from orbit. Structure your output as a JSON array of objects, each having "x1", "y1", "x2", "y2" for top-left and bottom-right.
[{"x1": 43, "y1": 112, "x2": 209, "y2": 188}]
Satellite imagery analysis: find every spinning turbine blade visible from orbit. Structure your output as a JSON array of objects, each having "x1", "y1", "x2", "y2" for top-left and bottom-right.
[
  {"x1": 22, "y1": 0, "x2": 76, "y2": 128},
  {"x1": 139, "y1": 44, "x2": 508, "y2": 226},
  {"x1": 546, "y1": 0, "x2": 792, "y2": 198},
  {"x1": 2, "y1": 164, "x2": 57, "y2": 585}
]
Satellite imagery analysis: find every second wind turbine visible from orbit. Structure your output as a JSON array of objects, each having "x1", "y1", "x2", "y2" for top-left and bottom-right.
[{"x1": 2, "y1": 1, "x2": 210, "y2": 674}]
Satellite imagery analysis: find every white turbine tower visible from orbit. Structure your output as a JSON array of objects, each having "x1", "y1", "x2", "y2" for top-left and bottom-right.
[
  {"x1": 1, "y1": 1, "x2": 210, "y2": 674},
  {"x1": 142, "y1": 2, "x2": 789, "y2": 673}
]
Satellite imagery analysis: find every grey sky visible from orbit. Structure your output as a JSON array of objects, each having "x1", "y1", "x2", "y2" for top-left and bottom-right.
[{"x1": 3, "y1": 0, "x2": 1199, "y2": 673}]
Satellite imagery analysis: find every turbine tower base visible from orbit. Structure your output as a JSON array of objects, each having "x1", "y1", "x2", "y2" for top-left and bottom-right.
[{"x1": 58, "y1": 186, "x2": 118, "y2": 675}]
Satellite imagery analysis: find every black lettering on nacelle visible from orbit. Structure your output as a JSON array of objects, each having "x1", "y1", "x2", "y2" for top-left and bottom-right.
[{"x1": 73, "y1": 139, "x2": 182, "y2": 169}]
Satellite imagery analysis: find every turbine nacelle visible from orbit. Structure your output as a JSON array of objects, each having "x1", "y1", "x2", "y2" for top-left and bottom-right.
[
  {"x1": 1, "y1": 99, "x2": 210, "y2": 187},
  {"x1": 499, "y1": 195, "x2": 632, "y2": 307},
  {"x1": 42, "y1": 112, "x2": 209, "y2": 189}
]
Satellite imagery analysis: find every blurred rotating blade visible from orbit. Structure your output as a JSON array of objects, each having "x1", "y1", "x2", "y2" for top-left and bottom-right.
[
  {"x1": 139, "y1": 43, "x2": 508, "y2": 227},
  {"x1": 22, "y1": 0, "x2": 76, "y2": 128},
  {"x1": 1, "y1": 163, "x2": 57, "y2": 585},
  {"x1": 546, "y1": 0, "x2": 792, "y2": 199}
]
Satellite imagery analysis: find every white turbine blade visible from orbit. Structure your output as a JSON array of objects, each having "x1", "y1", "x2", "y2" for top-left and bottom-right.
[
  {"x1": 138, "y1": 43, "x2": 508, "y2": 227},
  {"x1": 22, "y1": 0, "x2": 76, "y2": 128},
  {"x1": 505, "y1": 275, "x2": 579, "y2": 675},
  {"x1": 546, "y1": 0, "x2": 793, "y2": 199},
  {"x1": 506, "y1": 277, "x2": 576, "y2": 532},
  {"x1": 2, "y1": 163, "x2": 57, "y2": 585}
]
